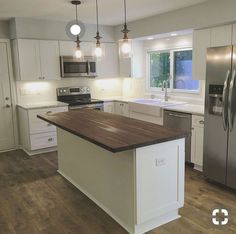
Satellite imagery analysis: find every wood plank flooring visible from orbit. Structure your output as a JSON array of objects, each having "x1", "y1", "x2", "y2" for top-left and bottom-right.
[{"x1": 0, "y1": 150, "x2": 235, "y2": 234}]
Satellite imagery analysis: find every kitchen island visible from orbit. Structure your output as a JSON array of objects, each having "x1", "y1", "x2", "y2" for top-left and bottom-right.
[{"x1": 38, "y1": 110, "x2": 187, "y2": 234}]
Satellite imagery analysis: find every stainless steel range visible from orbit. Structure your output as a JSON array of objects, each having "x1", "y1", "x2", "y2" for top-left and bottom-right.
[{"x1": 57, "y1": 86, "x2": 104, "y2": 111}]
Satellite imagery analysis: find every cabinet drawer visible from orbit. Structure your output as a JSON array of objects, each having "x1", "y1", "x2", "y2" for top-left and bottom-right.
[
  {"x1": 192, "y1": 115, "x2": 204, "y2": 127},
  {"x1": 28, "y1": 106, "x2": 68, "y2": 133},
  {"x1": 30, "y1": 132, "x2": 57, "y2": 150}
]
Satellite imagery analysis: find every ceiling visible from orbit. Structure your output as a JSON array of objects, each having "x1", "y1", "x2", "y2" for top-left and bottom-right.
[{"x1": 0, "y1": 0, "x2": 208, "y2": 26}]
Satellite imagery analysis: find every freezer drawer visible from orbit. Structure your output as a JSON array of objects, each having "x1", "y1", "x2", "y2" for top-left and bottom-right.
[{"x1": 163, "y1": 110, "x2": 191, "y2": 162}]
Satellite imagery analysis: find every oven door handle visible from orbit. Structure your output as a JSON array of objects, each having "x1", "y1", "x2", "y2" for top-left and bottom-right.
[{"x1": 87, "y1": 61, "x2": 90, "y2": 75}]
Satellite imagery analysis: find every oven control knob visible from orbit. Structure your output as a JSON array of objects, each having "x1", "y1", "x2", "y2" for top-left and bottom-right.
[
  {"x1": 86, "y1": 88, "x2": 90, "y2": 92},
  {"x1": 63, "y1": 89, "x2": 66, "y2": 93}
]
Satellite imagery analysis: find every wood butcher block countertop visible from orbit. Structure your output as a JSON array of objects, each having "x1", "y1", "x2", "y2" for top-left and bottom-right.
[{"x1": 38, "y1": 109, "x2": 188, "y2": 153}]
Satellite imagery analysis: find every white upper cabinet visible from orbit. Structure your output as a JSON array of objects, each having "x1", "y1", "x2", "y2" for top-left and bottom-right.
[
  {"x1": 59, "y1": 41, "x2": 93, "y2": 57},
  {"x1": 119, "y1": 40, "x2": 143, "y2": 78},
  {"x1": 210, "y1": 25, "x2": 233, "y2": 47},
  {"x1": 96, "y1": 43, "x2": 119, "y2": 78},
  {"x1": 192, "y1": 24, "x2": 233, "y2": 80},
  {"x1": 14, "y1": 39, "x2": 41, "y2": 81},
  {"x1": 192, "y1": 28, "x2": 211, "y2": 80},
  {"x1": 59, "y1": 41, "x2": 75, "y2": 56},
  {"x1": 232, "y1": 24, "x2": 236, "y2": 45},
  {"x1": 39, "y1": 40, "x2": 60, "y2": 80},
  {"x1": 13, "y1": 39, "x2": 60, "y2": 81}
]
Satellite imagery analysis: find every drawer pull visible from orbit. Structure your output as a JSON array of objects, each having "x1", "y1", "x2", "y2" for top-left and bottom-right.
[
  {"x1": 48, "y1": 138, "x2": 53, "y2": 142},
  {"x1": 47, "y1": 123, "x2": 52, "y2": 127},
  {"x1": 168, "y1": 113, "x2": 189, "y2": 119},
  {"x1": 46, "y1": 111, "x2": 52, "y2": 114},
  {"x1": 199, "y1": 120, "x2": 204, "y2": 124}
]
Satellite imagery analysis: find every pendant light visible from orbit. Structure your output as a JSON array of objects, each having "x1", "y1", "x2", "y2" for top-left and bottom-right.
[
  {"x1": 71, "y1": 0, "x2": 82, "y2": 59},
  {"x1": 70, "y1": 1, "x2": 81, "y2": 36},
  {"x1": 94, "y1": 0, "x2": 103, "y2": 58},
  {"x1": 119, "y1": 0, "x2": 131, "y2": 58}
]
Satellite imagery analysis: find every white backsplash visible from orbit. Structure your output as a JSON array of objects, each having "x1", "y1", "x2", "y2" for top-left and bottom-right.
[{"x1": 16, "y1": 78, "x2": 123, "y2": 104}]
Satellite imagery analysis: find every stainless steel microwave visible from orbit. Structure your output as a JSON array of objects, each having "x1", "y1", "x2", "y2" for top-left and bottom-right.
[{"x1": 60, "y1": 56, "x2": 97, "y2": 78}]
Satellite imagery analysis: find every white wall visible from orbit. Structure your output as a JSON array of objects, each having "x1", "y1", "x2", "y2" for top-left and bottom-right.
[
  {"x1": 10, "y1": 18, "x2": 116, "y2": 42},
  {"x1": 122, "y1": 34, "x2": 205, "y2": 104},
  {"x1": 16, "y1": 78, "x2": 123, "y2": 105},
  {"x1": 115, "y1": 0, "x2": 236, "y2": 40}
]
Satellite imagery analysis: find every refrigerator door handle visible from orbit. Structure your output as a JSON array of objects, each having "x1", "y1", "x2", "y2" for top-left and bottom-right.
[
  {"x1": 222, "y1": 69, "x2": 230, "y2": 130},
  {"x1": 228, "y1": 69, "x2": 236, "y2": 131}
]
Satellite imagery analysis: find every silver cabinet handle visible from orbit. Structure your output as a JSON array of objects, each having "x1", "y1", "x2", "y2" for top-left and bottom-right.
[
  {"x1": 222, "y1": 70, "x2": 230, "y2": 131},
  {"x1": 168, "y1": 113, "x2": 189, "y2": 119},
  {"x1": 46, "y1": 111, "x2": 52, "y2": 114},
  {"x1": 48, "y1": 138, "x2": 53, "y2": 142},
  {"x1": 47, "y1": 123, "x2": 52, "y2": 127},
  {"x1": 87, "y1": 61, "x2": 90, "y2": 75},
  {"x1": 228, "y1": 69, "x2": 236, "y2": 131},
  {"x1": 199, "y1": 120, "x2": 204, "y2": 125}
]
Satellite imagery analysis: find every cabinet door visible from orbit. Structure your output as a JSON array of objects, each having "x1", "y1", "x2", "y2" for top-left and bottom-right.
[
  {"x1": 122, "y1": 103, "x2": 130, "y2": 117},
  {"x1": 232, "y1": 24, "x2": 236, "y2": 44},
  {"x1": 210, "y1": 25, "x2": 232, "y2": 47},
  {"x1": 119, "y1": 57, "x2": 131, "y2": 77},
  {"x1": 192, "y1": 29, "x2": 211, "y2": 80},
  {"x1": 97, "y1": 43, "x2": 119, "y2": 78},
  {"x1": 103, "y1": 102, "x2": 114, "y2": 113},
  {"x1": 191, "y1": 115, "x2": 204, "y2": 169},
  {"x1": 17, "y1": 39, "x2": 41, "y2": 80},
  {"x1": 59, "y1": 41, "x2": 75, "y2": 56},
  {"x1": 114, "y1": 102, "x2": 122, "y2": 115},
  {"x1": 39, "y1": 40, "x2": 60, "y2": 80}
]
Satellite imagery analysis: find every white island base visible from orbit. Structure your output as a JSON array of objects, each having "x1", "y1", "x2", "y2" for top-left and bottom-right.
[{"x1": 57, "y1": 128, "x2": 185, "y2": 234}]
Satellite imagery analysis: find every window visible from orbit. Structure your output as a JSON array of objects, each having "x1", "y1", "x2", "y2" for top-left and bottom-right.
[
  {"x1": 150, "y1": 52, "x2": 170, "y2": 88},
  {"x1": 148, "y1": 48, "x2": 199, "y2": 92}
]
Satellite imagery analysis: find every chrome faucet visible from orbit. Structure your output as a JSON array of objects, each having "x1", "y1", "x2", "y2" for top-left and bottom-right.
[{"x1": 162, "y1": 80, "x2": 168, "y2": 102}]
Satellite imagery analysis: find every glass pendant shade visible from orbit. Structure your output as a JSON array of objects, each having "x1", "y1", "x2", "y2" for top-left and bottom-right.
[
  {"x1": 74, "y1": 47, "x2": 82, "y2": 59},
  {"x1": 119, "y1": 38, "x2": 132, "y2": 58},
  {"x1": 95, "y1": 45, "x2": 102, "y2": 57}
]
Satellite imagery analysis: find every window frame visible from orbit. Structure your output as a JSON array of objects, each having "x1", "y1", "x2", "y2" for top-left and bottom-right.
[{"x1": 146, "y1": 47, "x2": 200, "y2": 94}]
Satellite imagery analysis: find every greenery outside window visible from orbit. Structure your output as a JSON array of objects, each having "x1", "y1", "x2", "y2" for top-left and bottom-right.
[{"x1": 147, "y1": 48, "x2": 199, "y2": 93}]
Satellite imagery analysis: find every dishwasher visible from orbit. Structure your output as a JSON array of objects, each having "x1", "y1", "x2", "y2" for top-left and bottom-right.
[{"x1": 163, "y1": 110, "x2": 191, "y2": 162}]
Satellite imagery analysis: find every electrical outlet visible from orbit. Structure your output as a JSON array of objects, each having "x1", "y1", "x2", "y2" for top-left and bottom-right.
[{"x1": 155, "y1": 158, "x2": 166, "y2": 167}]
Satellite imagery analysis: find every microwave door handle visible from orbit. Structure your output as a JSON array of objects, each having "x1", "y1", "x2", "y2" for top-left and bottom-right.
[
  {"x1": 87, "y1": 61, "x2": 90, "y2": 75},
  {"x1": 222, "y1": 69, "x2": 230, "y2": 131},
  {"x1": 228, "y1": 69, "x2": 236, "y2": 131}
]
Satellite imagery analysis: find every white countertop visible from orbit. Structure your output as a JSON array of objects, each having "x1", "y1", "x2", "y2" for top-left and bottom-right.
[
  {"x1": 163, "y1": 104, "x2": 204, "y2": 116},
  {"x1": 17, "y1": 101, "x2": 68, "y2": 110},
  {"x1": 101, "y1": 96, "x2": 204, "y2": 116},
  {"x1": 100, "y1": 96, "x2": 136, "y2": 103}
]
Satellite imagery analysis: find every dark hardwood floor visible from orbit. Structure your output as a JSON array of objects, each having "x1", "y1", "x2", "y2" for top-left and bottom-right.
[{"x1": 0, "y1": 150, "x2": 235, "y2": 234}]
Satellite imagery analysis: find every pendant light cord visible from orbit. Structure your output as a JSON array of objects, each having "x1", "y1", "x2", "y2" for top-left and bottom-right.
[
  {"x1": 76, "y1": 3, "x2": 78, "y2": 25},
  {"x1": 96, "y1": 0, "x2": 99, "y2": 33},
  {"x1": 124, "y1": 0, "x2": 127, "y2": 27}
]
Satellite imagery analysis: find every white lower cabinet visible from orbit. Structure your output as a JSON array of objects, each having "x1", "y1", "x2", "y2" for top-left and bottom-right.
[
  {"x1": 18, "y1": 105, "x2": 68, "y2": 155},
  {"x1": 191, "y1": 115, "x2": 204, "y2": 171},
  {"x1": 103, "y1": 101, "x2": 115, "y2": 113},
  {"x1": 114, "y1": 101, "x2": 130, "y2": 117}
]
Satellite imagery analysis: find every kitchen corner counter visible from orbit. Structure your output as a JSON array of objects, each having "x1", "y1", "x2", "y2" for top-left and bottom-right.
[
  {"x1": 17, "y1": 101, "x2": 68, "y2": 110},
  {"x1": 163, "y1": 104, "x2": 204, "y2": 116},
  {"x1": 38, "y1": 109, "x2": 188, "y2": 153}
]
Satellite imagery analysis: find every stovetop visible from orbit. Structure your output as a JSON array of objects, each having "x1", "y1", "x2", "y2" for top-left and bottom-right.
[{"x1": 57, "y1": 86, "x2": 103, "y2": 106}]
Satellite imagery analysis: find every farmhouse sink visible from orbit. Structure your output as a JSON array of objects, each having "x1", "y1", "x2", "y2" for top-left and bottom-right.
[
  {"x1": 129, "y1": 99, "x2": 185, "y2": 117},
  {"x1": 132, "y1": 99, "x2": 185, "y2": 106}
]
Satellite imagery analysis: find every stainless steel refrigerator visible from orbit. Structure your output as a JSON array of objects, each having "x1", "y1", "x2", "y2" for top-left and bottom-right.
[{"x1": 204, "y1": 46, "x2": 236, "y2": 189}]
